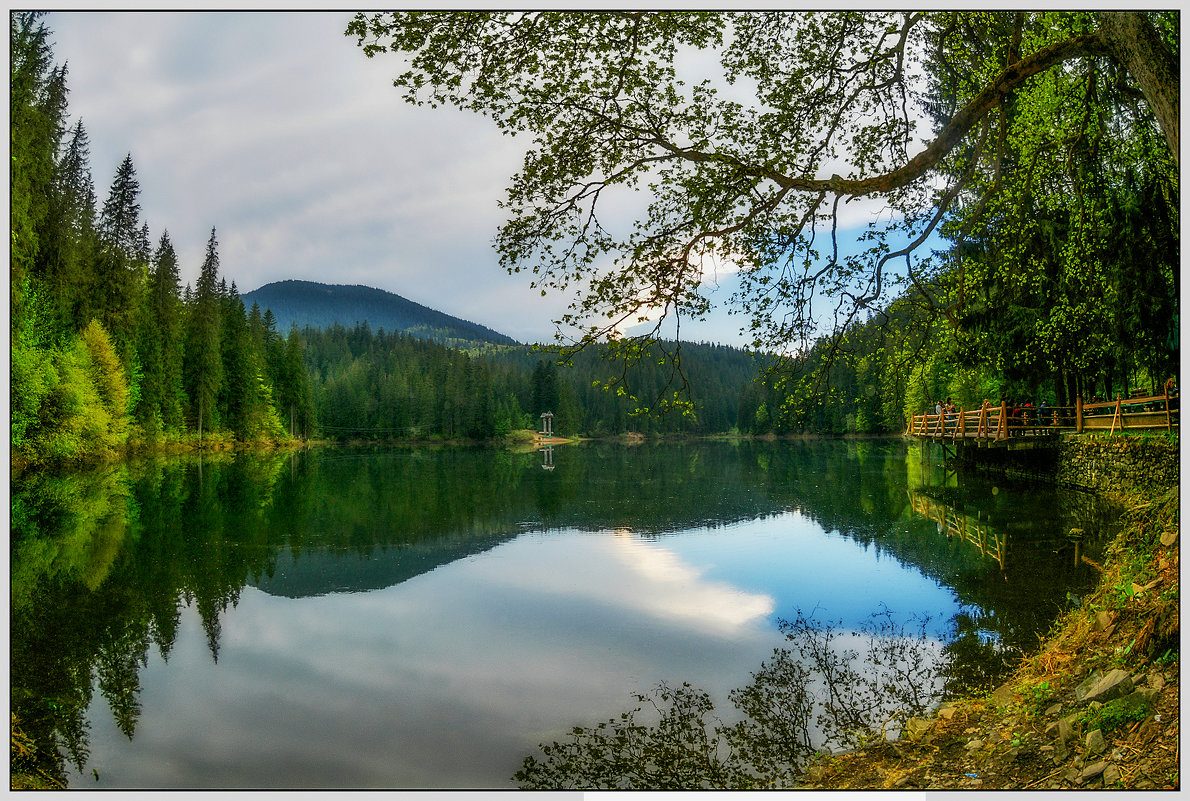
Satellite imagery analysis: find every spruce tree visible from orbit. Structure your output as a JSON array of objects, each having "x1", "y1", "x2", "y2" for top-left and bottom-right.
[
  {"x1": 10, "y1": 12, "x2": 69, "y2": 340},
  {"x1": 217, "y1": 282, "x2": 253, "y2": 437},
  {"x1": 274, "y1": 327, "x2": 311, "y2": 438},
  {"x1": 135, "y1": 231, "x2": 184, "y2": 433},
  {"x1": 99, "y1": 154, "x2": 143, "y2": 256},
  {"x1": 42, "y1": 119, "x2": 99, "y2": 337},
  {"x1": 95, "y1": 154, "x2": 145, "y2": 352},
  {"x1": 184, "y1": 228, "x2": 224, "y2": 438},
  {"x1": 531, "y1": 360, "x2": 560, "y2": 416}
]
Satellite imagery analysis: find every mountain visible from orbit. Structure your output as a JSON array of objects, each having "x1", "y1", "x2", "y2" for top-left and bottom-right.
[{"x1": 241, "y1": 280, "x2": 518, "y2": 347}]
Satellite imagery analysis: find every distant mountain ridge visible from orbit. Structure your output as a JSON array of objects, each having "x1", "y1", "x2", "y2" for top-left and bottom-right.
[{"x1": 241, "y1": 280, "x2": 517, "y2": 346}]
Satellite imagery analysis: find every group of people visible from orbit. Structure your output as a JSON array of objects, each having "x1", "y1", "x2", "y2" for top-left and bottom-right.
[
  {"x1": 930, "y1": 398, "x2": 961, "y2": 435},
  {"x1": 924, "y1": 380, "x2": 1178, "y2": 435},
  {"x1": 928, "y1": 396, "x2": 1055, "y2": 435}
]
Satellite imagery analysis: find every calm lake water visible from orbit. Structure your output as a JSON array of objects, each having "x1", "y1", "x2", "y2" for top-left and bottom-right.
[{"x1": 11, "y1": 439, "x2": 1116, "y2": 789}]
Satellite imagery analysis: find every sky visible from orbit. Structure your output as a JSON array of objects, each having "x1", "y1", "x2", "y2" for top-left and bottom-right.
[
  {"x1": 48, "y1": 11, "x2": 572, "y2": 343},
  {"x1": 44, "y1": 10, "x2": 926, "y2": 348}
]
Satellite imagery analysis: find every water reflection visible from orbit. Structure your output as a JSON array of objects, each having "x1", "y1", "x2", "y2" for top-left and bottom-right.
[
  {"x1": 910, "y1": 492, "x2": 1005, "y2": 568},
  {"x1": 514, "y1": 609, "x2": 948, "y2": 789},
  {"x1": 9, "y1": 441, "x2": 1117, "y2": 788}
]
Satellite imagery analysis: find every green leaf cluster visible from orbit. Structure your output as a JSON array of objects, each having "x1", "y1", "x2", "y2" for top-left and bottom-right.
[{"x1": 349, "y1": 12, "x2": 1178, "y2": 429}]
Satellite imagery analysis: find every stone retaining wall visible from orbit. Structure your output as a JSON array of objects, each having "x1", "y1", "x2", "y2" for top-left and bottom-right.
[
  {"x1": 1054, "y1": 435, "x2": 1180, "y2": 498},
  {"x1": 949, "y1": 434, "x2": 1179, "y2": 500}
]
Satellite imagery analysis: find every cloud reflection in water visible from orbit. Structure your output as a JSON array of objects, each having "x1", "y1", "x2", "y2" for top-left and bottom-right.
[{"x1": 77, "y1": 527, "x2": 786, "y2": 789}]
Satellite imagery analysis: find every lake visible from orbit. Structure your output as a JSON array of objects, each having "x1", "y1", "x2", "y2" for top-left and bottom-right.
[{"x1": 10, "y1": 439, "x2": 1116, "y2": 789}]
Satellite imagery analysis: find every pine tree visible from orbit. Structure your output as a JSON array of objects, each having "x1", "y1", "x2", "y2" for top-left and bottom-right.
[
  {"x1": 99, "y1": 154, "x2": 143, "y2": 257},
  {"x1": 42, "y1": 119, "x2": 99, "y2": 337},
  {"x1": 531, "y1": 360, "x2": 560, "y2": 416},
  {"x1": 10, "y1": 12, "x2": 70, "y2": 340},
  {"x1": 95, "y1": 154, "x2": 145, "y2": 352},
  {"x1": 155, "y1": 232, "x2": 185, "y2": 430},
  {"x1": 274, "y1": 327, "x2": 311, "y2": 438},
  {"x1": 134, "y1": 222, "x2": 151, "y2": 268},
  {"x1": 184, "y1": 228, "x2": 224, "y2": 438},
  {"x1": 247, "y1": 302, "x2": 265, "y2": 349},
  {"x1": 134, "y1": 231, "x2": 184, "y2": 434},
  {"x1": 217, "y1": 282, "x2": 253, "y2": 437}
]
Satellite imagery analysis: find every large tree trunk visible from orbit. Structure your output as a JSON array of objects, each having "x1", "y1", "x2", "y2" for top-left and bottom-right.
[{"x1": 1098, "y1": 11, "x2": 1179, "y2": 169}]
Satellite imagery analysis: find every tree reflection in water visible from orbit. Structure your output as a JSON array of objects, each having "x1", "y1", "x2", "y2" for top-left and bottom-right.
[
  {"x1": 11, "y1": 442, "x2": 1111, "y2": 788},
  {"x1": 514, "y1": 608, "x2": 941, "y2": 789}
]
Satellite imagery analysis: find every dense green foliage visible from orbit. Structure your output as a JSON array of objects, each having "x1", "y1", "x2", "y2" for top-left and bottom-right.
[
  {"x1": 303, "y1": 322, "x2": 759, "y2": 439},
  {"x1": 8, "y1": 13, "x2": 762, "y2": 462},
  {"x1": 12, "y1": 12, "x2": 1179, "y2": 466},
  {"x1": 730, "y1": 11, "x2": 1181, "y2": 437},
  {"x1": 10, "y1": 13, "x2": 305, "y2": 466}
]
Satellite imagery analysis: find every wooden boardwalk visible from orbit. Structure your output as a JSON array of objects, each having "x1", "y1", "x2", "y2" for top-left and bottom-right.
[{"x1": 908, "y1": 384, "x2": 1178, "y2": 447}]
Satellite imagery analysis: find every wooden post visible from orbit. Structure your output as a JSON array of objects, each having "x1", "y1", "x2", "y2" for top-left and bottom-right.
[
  {"x1": 1109, "y1": 395, "x2": 1123, "y2": 435},
  {"x1": 978, "y1": 402, "x2": 988, "y2": 441},
  {"x1": 997, "y1": 401, "x2": 1007, "y2": 440},
  {"x1": 1076, "y1": 395, "x2": 1083, "y2": 434},
  {"x1": 1165, "y1": 379, "x2": 1172, "y2": 433},
  {"x1": 958, "y1": 406, "x2": 966, "y2": 440}
]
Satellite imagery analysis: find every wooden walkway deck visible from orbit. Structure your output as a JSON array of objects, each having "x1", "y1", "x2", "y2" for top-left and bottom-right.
[{"x1": 908, "y1": 384, "x2": 1178, "y2": 446}]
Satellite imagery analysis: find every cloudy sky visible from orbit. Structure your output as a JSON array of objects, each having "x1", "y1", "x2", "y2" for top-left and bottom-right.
[
  {"x1": 46, "y1": 11, "x2": 916, "y2": 347},
  {"x1": 49, "y1": 11, "x2": 572, "y2": 342}
]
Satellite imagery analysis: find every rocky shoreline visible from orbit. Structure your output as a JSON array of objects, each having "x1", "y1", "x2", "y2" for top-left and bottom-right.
[
  {"x1": 800, "y1": 470, "x2": 1179, "y2": 791},
  {"x1": 801, "y1": 664, "x2": 1178, "y2": 789}
]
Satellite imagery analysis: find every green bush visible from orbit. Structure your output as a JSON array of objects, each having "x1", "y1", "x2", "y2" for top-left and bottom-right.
[
  {"x1": 1078, "y1": 694, "x2": 1151, "y2": 734},
  {"x1": 13, "y1": 321, "x2": 132, "y2": 465},
  {"x1": 80, "y1": 320, "x2": 129, "y2": 442},
  {"x1": 10, "y1": 343, "x2": 58, "y2": 455}
]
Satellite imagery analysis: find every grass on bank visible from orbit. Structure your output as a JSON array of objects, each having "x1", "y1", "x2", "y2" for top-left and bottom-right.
[{"x1": 1015, "y1": 483, "x2": 1179, "y2": 693}]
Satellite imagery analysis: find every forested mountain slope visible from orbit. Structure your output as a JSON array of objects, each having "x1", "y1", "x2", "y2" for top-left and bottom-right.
[{"x1": 242, "y1": 280, "x2": 517, "y2": 347}]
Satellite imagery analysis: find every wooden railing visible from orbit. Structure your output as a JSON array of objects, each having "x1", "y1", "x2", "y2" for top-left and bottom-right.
[{"x1": 909, "y1": 382, "x2": 1178, "y2": 442}]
